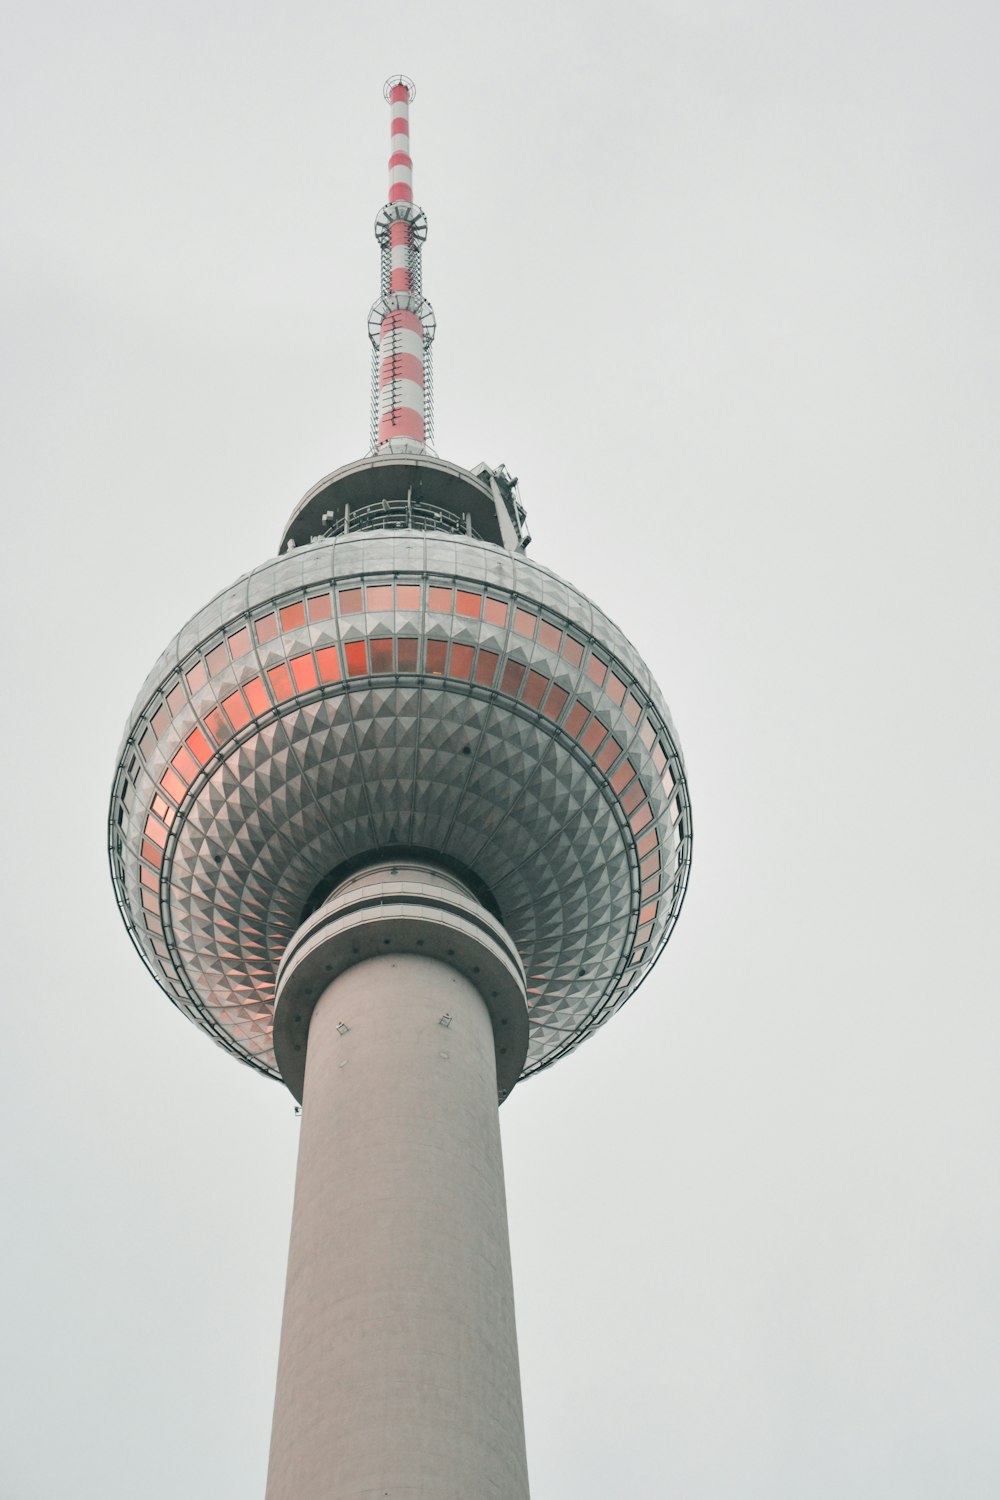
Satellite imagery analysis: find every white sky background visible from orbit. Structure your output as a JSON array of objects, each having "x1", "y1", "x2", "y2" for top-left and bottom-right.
[{"x1": 2, "y1": 0, "x2": 998, "y2": 1495}]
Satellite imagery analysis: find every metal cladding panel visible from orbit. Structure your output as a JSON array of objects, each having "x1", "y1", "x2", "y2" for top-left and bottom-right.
[{"x1": 109, "y1": 533, "x2": 692, "y2": 1083}]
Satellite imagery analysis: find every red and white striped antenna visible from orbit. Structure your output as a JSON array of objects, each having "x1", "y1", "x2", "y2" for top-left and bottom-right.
[{"x1": 369, "y1": 76, "x2": 436, "y2": 454}]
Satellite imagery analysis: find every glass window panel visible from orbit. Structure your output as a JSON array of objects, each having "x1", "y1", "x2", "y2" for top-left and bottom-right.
[
  {"x1": 397, "y1": 636, "x2": 418, "y2": 671},
  {"x1": 639, "y1": 718, "x2": 656, "y2": 749},
  {"x1": 186, "y1": 661, "x2": 207, "y2": 694},
  {"x1": 563, "y1": 635, "x2": 584, "y2": 667},
  {"x1": 161, "y1": 767, "x2": 186, "y2": 802},
  {"x1": 280, "y1": 601, "x2": 306, "y2": 631},
  {"x1": 484, "y1": 596, "x2": 508, "y2": 626},
  {"x1": 141, "y1": 887, "x2": 159, "y2": 913},
  {"x1": 596, "y1": 734, "x2": 622, "y2": 771},
  {"x1": 522, "y1": 670, "x2": 548, "y2": 708},
  {"x1": 144, "y1": 815, "x2": 167, "y2": 849},
  {"x1": 652, "y1": 741, "x2": 668, "y2": 773},
  {"x1": 396, "y1": 584, "x2": 420, "y2": 610},
  {"x1": 641, "y1": 875, "x2": 660, "y2": 902},
  {"x1": 635, "y1": 921, "x2": 653, "y2": 944},
  {"x1": 255, "y1": 613, "x2": 278, "y2": 643},
  {"x1": 513, "y1": 607, "x2": 536, "y2": 638},
  {"x1": 630, "y1": 802, "x2": 653, "y2": 834},
  {"x1": 141, "y1": 839, "x2": 163, "y2": 870},
  {"x1": 500, "y1": 659, "x2": 525, "y2": 695},
  {"x1": 538, "y1": 620, "x2": 562, "y2": 652},
  {"x1": 456, "y1": 589, "x2": 482, "y2": 619},
  {"x1": 206, "y1": 644, "x2": 228, "y2": 676},
  {"x1": 204, "y1": 706, "x2": 230, "y2": 743},
  {"x1": 150, "y1": 706, "x2": 167, "y2": 738},
  {"x1": 636, "y1": 827, "x2": 658, "y2": 858},
  {"x1": 344, "y1": 641, "x2": 368, "y2": 676},
  {"x1": 243, "y1": 676, "x2": 269, "y2": 715},
  {"x1": 670, "y1": 798, "x2": 680, "y2": 826},
  {"x1": 564, "y1": 701, "x2": 589, "y2": 738},
  {"x1": 621, "y1": 780, "x2": 645, "y2": 814},
  {"x1": 222, "y1": 689, "x2": 250, "y2": 730},
  {"x1": 542, "y1": 683, "x2": 569, "y2": 721},
  {"x1": 581, "y1": 717, "x2": 607, "y2": 754},
  {"x1": 366, "y1": 585, "x2": 393, "y2": 611},
  {"x1": 426, "y1": 638, "x2": 447, "y2": 675},
  {"x1": 338, "y1": 588, "x2": 363, "y2": 614},
  {"x1": 316, "y1": 647, "x2": 341, "y2": 682},
  {"x1": 449, "y1": 642, "x2": 474, "y2": 680},
  {"x1": 151, "y1": 793, "x2": 170, "y2": 821},
  {"x1": 624, "y1": 693, "x2": 641, "y2": 725},
  {"x1": 185, "y1": 728, "x2": 212, "y2": 765},
  {"x1": 474, "y1": 648, "x2": 499, "y2": 686},
  {"x1": 429, "y1": 586, "x2": 452, "y2": 612},
  {"x1": 140, "y1": 864, "x2": 158, "y2": 891},
  {"x1": 606, "y1": 672, "x2": 626, "y2": 705},
  {"x1": 370, "y1": 637, "x2": 393, "y2": 672},
  {"x1": 290, "y1": 652, "x2": 319, "y2": 690},
  {"x1": 167, "y1": 683, "x2": 186, "y2": 715},
  {"x1": 639, "y1": 900, "x2": 658, "y2": 927},
  {"x1": 611, "y1": 757, "x2": 635, "y2": 793},
  {"x1": 640, "y1": 849, "x2": 661, "y2": 879},
  {"x1": 661, "y1": 764, "x2": 675, "y2": 794},
  {"x1": 307, "y1": 593, "x2": 332, "y2": 622},
  {"x1": 227, "y1": 627, "x2": 251, "y2": 659},
  {"x1": 587, "y1": 653, "x2": 607, "y2": 687}
]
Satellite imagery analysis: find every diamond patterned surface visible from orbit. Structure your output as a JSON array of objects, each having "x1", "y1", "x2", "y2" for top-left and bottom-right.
[{"x1": 109, "y1": 533, "x2": 692, "y2": 1084}]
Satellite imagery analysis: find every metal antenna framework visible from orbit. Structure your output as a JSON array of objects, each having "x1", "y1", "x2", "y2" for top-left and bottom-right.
[{"x1": 368, "y1": 76, "x2": 436, "y2": 453}]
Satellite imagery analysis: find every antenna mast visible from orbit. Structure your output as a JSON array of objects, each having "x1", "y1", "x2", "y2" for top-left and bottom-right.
[{"x1": 369, "y1": 76, "x2": 436, "y2": 454}]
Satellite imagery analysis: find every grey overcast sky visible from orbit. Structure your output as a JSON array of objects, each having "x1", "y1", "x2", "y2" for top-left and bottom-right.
[{"x1": 2, "y1": 1, "x2": 998, "y2": 1496}]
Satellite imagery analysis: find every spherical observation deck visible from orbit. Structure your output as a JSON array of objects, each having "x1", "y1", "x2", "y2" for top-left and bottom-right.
[{"x1": 108, "y1": 458, "x2": 692, "y2": 1087}]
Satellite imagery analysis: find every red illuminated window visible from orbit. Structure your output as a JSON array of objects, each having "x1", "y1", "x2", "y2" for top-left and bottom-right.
[
  {"x1": 206, "y1": 643, "x2": 228, "y2": 677},
  {"x1": 636, "y1": 826, "x2": 658, "y2": 859},
  {"x1": 397, "y1": 636, "x2": 418, "y2": 671},
  {"x1": 611, "y1": 758, "x2": 635, "y2": 793},
  {"x1": 630, "y1": 803, "x2": 653, "y2": 834},
  {"x1": 429, "y1": 586, "x2": 452, "y2": 613},
  {"x1": 564, "y1": 701, "x2": 588, "y2": 739},
  {"x1": 513, "y1": 607, "x2": 536, "y2": 638},
  {"x1": 581, "y1": 717, "x2": 607, "y2": 754},
  {"x1": 280, "y1": 601, "x2": 306, "y2": 632},
  {"x1": 397, "y1": 584, "x2": 420, "y2": 610},
  {"x1": 370, "y1": 638, "x2": 393, "y2": 672},
  {"x1": 538, "y1": 620, "x2": 562, "y2": 652},
  {"x1": 621, "y1": 780, "x2": 645, "y2": 815},
  {"x1": 426, "y1": 639, "x2": 447, "y2": 675},
  {"x1": 500, "y1": 659, "x2": 525, "y2": 696},
  {"x1": 366, "y1": 585, "x2": 392, "y2": 611},
  {"x1": 339, "y1": 588, "x2": 363, "y2": 614},
  {"x1": 596, "y1": 734, "x2": 622, "y2": 771},
  {"x1": 186, "y1": 661, "x2": 207, "y2": 694},
  {"x1": 144, "y1": 815, "x2": 167, "y2": 849},
  {"x1": 542, "y1": 684, "x2": 568, "y2": 721},
  {"x1": 586, "y1": 654, "x2": 607, "y2": 687},
  {"x1": 243, "y1": 676, "x2": 269, "y2": 715},
  {"x1": 227, "y1": 627, "x2": 251, "y2": 659},
  {"x1": 522, "y1": 670, "x2": 549, "y2": 709},
  {"x1": 255, "y1": 613, "x2": 278, "y2": 643},
  {"x1": 456, "y1": 589, "x2": 481, "y2": 619},
  {"x1": 290, "y1": 652, "x2": 319, "y2": 691},
  {"x1": 140, "y1": 864, "x2": 158, "y2": 891},
  {"x1": 316, "y1": 647, "x2": 341, "y2": 683},
  {"x1": 606, "y1": 672, "x2": 626, "y2": 705},
  {"x1": 141, "y1": 840, "x2": 163, "y2": 870},
  {"x1": 151, "y1": 793, "x2": 171, "y2": 823},
  {"x1": 474, "y1": 649, "x2": 499, "y2": 686},
  {"x1": 160, "y1": 767, "x2": 186, "y2": 803},
  {"x1": 307, "y1": 593, "x2": 332, "y2": 622},
  {"x1": 638, "y1": 900, "x2": 658, "y2": 927},
  {"x1": 563, "y1": 635, "x2": 584, "y2": 667},
  {"x1": 449, "y1": 643, "x2": 474, "y2": 680},
  {"x1": 267, "y1": 664, "x2": 294, "y2": 700},
  {"x1": 167, "y1": 683, "x2": 186, "y2": 715},
  {"x1": 222, "y1": 689, "x2": 251, "y2": 730},
  {"x1": 484, "y1": 596, "x2": 508, "y2": 626},
  {"x1": 185, "y1": 727, "x2": 212, "y2": 765},
  {"x1": 624, "y1": 693, "x2": 641, "y2": 725},
  {"x1": 344, "y1": 641, "x2": 368, "y2": 676},
  {"x1": 171, "y1": 745, "x2": 197, "y2": 783}
]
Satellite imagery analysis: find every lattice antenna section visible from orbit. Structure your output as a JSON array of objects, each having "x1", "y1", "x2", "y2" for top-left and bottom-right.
[{"x1": 368, "y1": 76, "x2": 436, "y2": 455}]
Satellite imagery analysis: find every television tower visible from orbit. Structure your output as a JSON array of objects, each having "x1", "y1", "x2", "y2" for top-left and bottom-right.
[{"x1": 109, "y1": 76, "x2": 692, "y2": 1499}]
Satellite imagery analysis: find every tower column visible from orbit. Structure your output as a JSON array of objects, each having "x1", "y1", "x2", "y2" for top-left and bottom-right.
[{"x1": 265, "y1": 864, "x2": 531, "y2": 1500}]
